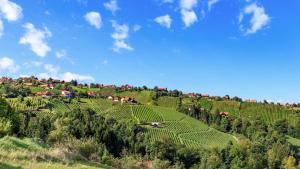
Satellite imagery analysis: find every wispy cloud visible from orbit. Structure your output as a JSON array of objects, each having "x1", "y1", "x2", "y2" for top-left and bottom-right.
[
  {"x1": 133, "y1": 24, "x2": 142, "y2": 32},
  {"x1": 84, "y1": 11, "x2": 102, "y2": 29},
  {"x1": 19, "y1": 23, "x2": 52, "y2": 57},
  {"x1": 103, "y1": 0, "x2": 119, "y2": 14},
  {"x1": 208, "y1": 0, "x2": 219, "y2": 11},
  {"x1": 154, "y1": 14, "x2": 172, "y2": 29},
  {"x1": 111, "y1": 20, "x2": 133, "y2": 52},
  {"x1": 56, "y1": 49, "x2": 67, "y2": 59},
  {"x1": 239, "y1": 3, "x2": 270, "y2": 35}
]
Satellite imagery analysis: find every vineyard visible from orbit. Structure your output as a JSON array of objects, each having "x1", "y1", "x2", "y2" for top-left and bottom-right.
[
  {"x1": 156, "y1": 96, "x2": 180, "y2": 109},
  {"x1": 211, "y1": 101, "x2": 241, "y2": 115},
  {"x1": 196, "y1": 98, "x2": 298, "y2": 126},
  {"x1": 4, "y1": 95, "x2": 238, "y2": 149},
  {"x1": 142, "y1": 106, "x2": 236, "y2": 148},
  {"x1": 240, "y1": 102, "x2": 297, "y2": 125}
]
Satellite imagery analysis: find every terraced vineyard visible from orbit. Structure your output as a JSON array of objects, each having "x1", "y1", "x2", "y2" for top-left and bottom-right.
[
  {"x1": 157, "y1": 96, "x2": 180, "y2": 109},
  {"x1": 198, "y1": 98, "x2": 298, "y2": 126},
  {"x1": 5, "y1": 95, "x2": 237, "y2": 149},
  {"x1": 7, "y1": 97, "x2": 49, "y2": 111},
  {"x1": 240, "y1": 102, "x2": 297, "y2": 125},
  {"x1": 142, "y1": 106, "x2": 237, "y2": 148},
  {"x1": 211, "y1": 100, "x2": 241, "y2": 116},
  {"x1": 132, "y1": 105, "x2": 163, "y2": 123}
]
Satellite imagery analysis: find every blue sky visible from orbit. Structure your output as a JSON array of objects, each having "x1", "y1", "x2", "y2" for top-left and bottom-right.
[{"x1": 0, "y1": 0, "x2": 299, "y2": 103}]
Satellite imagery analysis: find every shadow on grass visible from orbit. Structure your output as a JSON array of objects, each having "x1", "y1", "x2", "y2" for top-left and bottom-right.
[{"x1": 0, "y1": 162, "x2": 22, "y2": 169}]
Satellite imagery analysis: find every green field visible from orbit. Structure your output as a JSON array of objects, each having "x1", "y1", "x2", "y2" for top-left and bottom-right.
[{"x1": 0, "y1": 136, "x2": 112, "y2": 169}]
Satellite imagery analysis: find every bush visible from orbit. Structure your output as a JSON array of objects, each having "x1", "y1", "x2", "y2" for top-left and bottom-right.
[{"x1": 0, "y1": 118, "x2": 11, "y2": 137}]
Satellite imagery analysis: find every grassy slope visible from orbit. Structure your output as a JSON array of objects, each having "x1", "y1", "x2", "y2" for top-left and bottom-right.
[
  {"x1": 287, "y1": 136, "x2": 300, "y2": 156},
  {"x1": 0, "y1": 136, "x2": 112, "y2": 169}
]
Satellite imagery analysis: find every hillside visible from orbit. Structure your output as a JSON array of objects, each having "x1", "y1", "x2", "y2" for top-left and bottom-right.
[
  {"x1": 0, "y1": 136, "x2": 113, "y2": 169},
  {"x1": 1, "y1": 77, "x2": 300, "y2": 168}
]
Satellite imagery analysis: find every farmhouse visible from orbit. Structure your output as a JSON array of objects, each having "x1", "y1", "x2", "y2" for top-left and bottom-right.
[
  {"x1": 87, "y1": 92, "x2": 95, "y2": 97},
  {"x1": 108, "y1": 95, "x2": 138, "y2": 104},
  {"x1": 201, "y1": 93, "x2": 210, "y2": 98},
  {"x1": 187, "y1": 93, "x2": 201, "y2": 98},
  {"x1": 121, "y1": 96, "x2": 138, "y2": 104},
  {"x1": 158, "y1": 88, "x2": 167, "y2": 91},
  {"x1": 150, "y1": 122, "x2": 161, "y2": 128},
  {"x1": 108, "y1": 96, "x2": 121, "y2": 102},
  {"x1": 245, "y1": 99, "x2": 257, "y2": 103},
  {"x1": 120, "y1": 84, "x2": 134, "y2": 90},
  {"x1": 219, "y1": 112, "x2": 229, "y2": 117},
  {"x1": 35, "y1": 91, "x2": 54, "y2": 98},
  {"x1": 61, "y1": 90, "x2": 72, "y2": 98},
  {"x1": 40, "y1": 84, "x2": 55, "y2": 89},
  {"x1": 0, "y1": 77, "x2": 12, "y2": 84}
]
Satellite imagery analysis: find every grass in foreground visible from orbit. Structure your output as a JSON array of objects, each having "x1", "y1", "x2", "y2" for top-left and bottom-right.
[{"x1": 0, "y1": 136, "x2": 112, "y2": 169}]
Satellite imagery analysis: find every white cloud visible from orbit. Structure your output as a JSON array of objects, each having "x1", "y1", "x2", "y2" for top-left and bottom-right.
[
  {"x1": 154, "y1": 14, "x2": 172, "y2": 29},
  {"x1": 111, "y1": 20, "x2": 133, "y2": 52},
  {"x1": 0, "y1": 0, "x2": 22, "y2": 21},
  {"x1": 0, "y1": 20, "x2": 3, "y2": 37},
  {"x1": 61, "y1": 72, "x2": 94, "y2": 82},
  {"x1": 103, "y1": 0, "x2": 119, "y2": 14},
  {"x1": 133, "y1": 24, "x2": 142, "y2": 32},
  {"x1": 0, "y1": 0, "x2": 22, "y2": 37},
  {"x1": 208, "y1": 0, "x2": 219, "y2": 11},
  {"x1": 84, "y1": 11, "x2": 102, "y2": 29},
  {"x1": 181, "y1": 10, "x2": 197, "y2": 27},
  {"x1": 0, "y1": 57, "x2": 19, "y2": 73},
  {"x1": 38, "y1": 63, "x2": 94, "y2": 82},
  {"x1": 239, "y1": 3, "x2": 270, "y2": 35},
  {"x1": 38, "y1": 64, "x2": 59, "y2": 79},
  {"x1": 180, "y1": 0, "x2": 198, "y2": 27},
  {"x1": 44, "y1": 64, "x2": 59, "y2": 76},
  {"x1": 56, "y1": 49, "x2": 67, "y2": 59},
  {"x1": 19, "y1": 23, "x2": 52, "y2": 57},
  {"x1": 180, "y1": 0, "x2": 197, "y2": 10}
]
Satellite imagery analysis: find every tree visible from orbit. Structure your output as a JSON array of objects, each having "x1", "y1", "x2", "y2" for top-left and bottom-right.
[{"x1": 274, "y1": 119, "x2": 288, "y2": 134}]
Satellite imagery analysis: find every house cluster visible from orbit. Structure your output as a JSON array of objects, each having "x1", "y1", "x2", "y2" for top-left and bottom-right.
[
  {"x1": 35, "y1": 91, "x2": 54, "y2": 97},
  {"x1": 107, "y1": 95, "x2": 138, "y2": 104},
  {"x1": 39, "y1": 84, "x2": 55, "y2": 89},
  {"x1": 219, "y1": 112, "x2": 229, "y2": 118},
  {"x1": 0, "y1": 77, "x2": 12, "y2": 84},
  {"x1": 187, "y1": 93, "x2": 201, "y2": 98},
  {"x1": 244, "y1": 99, "x2": 257, "y2": 103}
]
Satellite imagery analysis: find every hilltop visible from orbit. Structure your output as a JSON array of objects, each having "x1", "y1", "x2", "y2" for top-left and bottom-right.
[{"x1": 1, "y1": 76, "x2": 300, "y2": 168}]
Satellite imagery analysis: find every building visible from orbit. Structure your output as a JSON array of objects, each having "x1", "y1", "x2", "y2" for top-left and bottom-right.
[
  {"x1": 35, "y1": 91, "x2": 54, "y2": 98},
  {"x1": 219, "y1": 112, "x2": 229, "y2": 117},
  {"x1": 87, "y1": 92, "x2": 95, "y2": 97},
  {"x1": 150, "y1": 122, "x2": 161, "y2": 128},
  {"x1": 61, "y1": 90, "x2": 72, "y2": 98}
]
